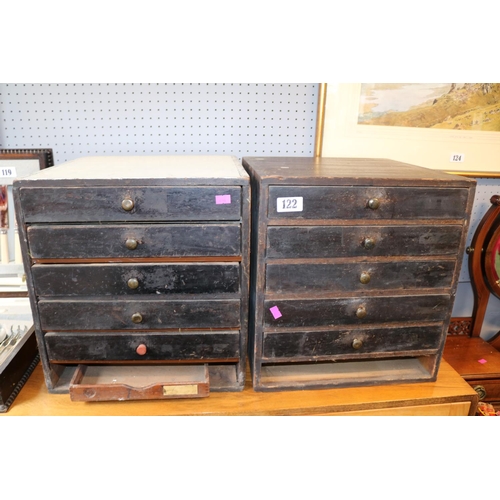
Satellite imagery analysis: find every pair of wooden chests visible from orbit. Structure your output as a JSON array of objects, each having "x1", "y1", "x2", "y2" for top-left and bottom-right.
[{"x1": 12, "y1": 155, "x2": 476, "y2": 401}]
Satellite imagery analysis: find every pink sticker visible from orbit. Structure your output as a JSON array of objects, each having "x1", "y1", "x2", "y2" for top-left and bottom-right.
[
  {"x1": 478, "y1": 358, "x2": 487, "y2": 364},
  {"x1": 270, "y1": 306, "x2": 282, "y2": 320},
  {"x1": 216, "y1": 194, "x2": 231, "y2": 205}
]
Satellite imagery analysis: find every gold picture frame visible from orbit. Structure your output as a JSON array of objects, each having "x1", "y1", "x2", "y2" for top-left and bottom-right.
[{"x1": 316, "y1": 83, "x2": 500, "y2": 176}]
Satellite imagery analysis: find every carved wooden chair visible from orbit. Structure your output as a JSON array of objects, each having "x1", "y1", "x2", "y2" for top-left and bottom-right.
[{"x1": 445, "y1": 195, "x2": 500, "y2": 406}]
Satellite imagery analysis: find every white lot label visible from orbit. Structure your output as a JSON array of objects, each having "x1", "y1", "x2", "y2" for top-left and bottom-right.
[
  {"x1": 0, "y1": 167, "x2": 17, "y2": 177},
  {"x1": 450, "y1": 154, "x2": 464, "y2": 163},
  {"x1": 277, "y1": 196, "x2": 303, "y2": 212}
]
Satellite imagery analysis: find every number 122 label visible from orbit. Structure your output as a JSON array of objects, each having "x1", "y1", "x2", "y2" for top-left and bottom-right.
[{"x1": 277, "y1": 197, "x2": 303, "y2": 212}]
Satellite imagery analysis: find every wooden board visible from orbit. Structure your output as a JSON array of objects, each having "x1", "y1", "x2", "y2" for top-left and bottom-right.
[
  {"x1": 69, "y1": 364, "x2": 210, "y2": 401},
  {"x1": 0, "y1": 359, "x2": 478, "y2": 416}
]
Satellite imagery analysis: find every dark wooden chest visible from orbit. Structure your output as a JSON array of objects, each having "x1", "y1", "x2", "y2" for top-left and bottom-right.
[
  {"x1": 242, "y1": 156, "x2": 476, "y2": 391},
  {"x1": 13, "y1": 155, "x2": 250, "y2": 400}
]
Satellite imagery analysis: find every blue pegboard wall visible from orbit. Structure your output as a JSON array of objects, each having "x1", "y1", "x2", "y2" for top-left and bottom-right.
[
  {"x1": 3, "y1": 84, "x2": 499, "y2": 338},
  {"x1": 0, "y1": 83, "x2": 319, "y2": 164}
]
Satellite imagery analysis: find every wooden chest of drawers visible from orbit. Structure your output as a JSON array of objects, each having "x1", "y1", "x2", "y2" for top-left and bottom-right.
[
  {"x1": 242, "y1": 156, "x2": 476, "y2": 391},
  {"x1": 13, "y1": 155, "x2": 250, "y2": 399}
]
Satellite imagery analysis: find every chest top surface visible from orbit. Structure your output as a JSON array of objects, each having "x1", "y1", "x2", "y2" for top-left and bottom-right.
[
  {"x1": 15, "y1": 155, "x2": 248, "y2": 185},
  {"x1": 242, "y1": 156, "x2": 476, "y2": 188}
]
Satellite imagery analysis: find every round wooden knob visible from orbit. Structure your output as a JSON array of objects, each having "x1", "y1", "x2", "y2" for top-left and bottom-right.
[
  {"x1": 362, "y1": 237, "x2": 376, "y2": 250},
  {"x1": 136, "y1": 343, "x2": 147, "y2": 355},
  {"x1": 359, "y1": 271, "x2": 371, "y2": 284},
  {"x1": 125, "y1": 238, "x2": 138, "y2": 250},
  {"x1": 131, "y1": 312, "x2": 143, "y2": 323},
  {"x1": 121, "y1": 198, "x2": 135, "y2": 211},
  {"x1": 352, "y1": 339, "x2": 363, "y2": 350},
  {"x1": 356, "y1": 306, "x2": 367, "y2": 319},
  {"x1": 127, "y1": 278, "x2": 139, "y2": 289}
]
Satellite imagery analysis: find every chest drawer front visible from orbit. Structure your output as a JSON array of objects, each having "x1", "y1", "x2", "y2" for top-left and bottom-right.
[
  {"x1": 268, "y1": 186, "x2": 468, "y2": 220},
  {"x1": 45, "y1": 331, "x2": 240, "y2": 362},
  {"x1": 263, "y1": 325, "x2": 443, "y2": 360},
  {"x1": 266, "y1": 260, "x2": 456, "y2": 294},
  {"x1": 28, "y1": 224, "x2": 241, "y2": 259},
  {"x1": 38, "y1": 299, "x2": 241, "y2": 331},
  {"x1": 267, "y1": 225, "x2": 462, "y2": 259},
  {"x1": 20, "y1": 186, "x2": 242, "y2": 222},
  {"x1": 32, "y1": 263, "x2": 240, "y2": 296},
  {"x1": 264, "y1": 294, "x2": 451, "y2": 328},
  {"x1": 466, "y1": 379, "x2": 500, "y2": 403}
]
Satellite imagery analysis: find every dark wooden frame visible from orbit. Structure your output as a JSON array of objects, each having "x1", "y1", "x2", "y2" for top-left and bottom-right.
[
  {"x1": 448, "y1": 194, "x2": 500, "y2": 346},
  {"x1": 445, "y1": 193, "x2": 500, "y2": 407},
  {"x1": 243, "y1": 156, "x2": 475, "y2": 392},
  {"x1": 0, "y1": 149, "x2": 53, "y2": 297},
  {"x1": 13, "y1": 156, "x2": 251, "y2": 396},
  {"x1": 0, "y1": 148, "x2": 54, "y2": 171}
]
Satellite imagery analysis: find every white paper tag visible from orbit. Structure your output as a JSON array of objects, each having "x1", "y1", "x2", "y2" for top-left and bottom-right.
[
  {"x1": 450, "y1": 154, "x2": 464, "y2": 163},
  {"x1": 277, "y1": 196, "x2": 303, "y2": 212},
  {"x1": 0, "y1": 166, "x2": 17, "y2": 177}
]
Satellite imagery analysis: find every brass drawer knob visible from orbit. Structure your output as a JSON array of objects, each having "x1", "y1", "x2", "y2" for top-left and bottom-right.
[
  {"x1": 131, "y1": 312, "x2": 143, "y2": 324},
  {"x1": 356, "y1": 306, "x2": 367, "y2": 319},
  {"x1": 121, "y1": 198, "x2": 135, "y2": 211},
  {"x1": 474, "y1": 385, "x2": 487, "y2": 400},
  {"x1": 367, "y1": 198, "x2": 380, "y2": 210},
  {"x1": 352, "y1": 338, "x2": 363, "y2": 350},
  {"x1": 362, "y1": 237, "x2": 376, "y2": 250},
  {"x1": 136, "y1": 343, "x2": 147, "y2": 356},
  {"x1": 359, "y1": 271, "x2": 371, "y2": 284},
  {"x1": 127, "y1": 278, "x2": 139, "y2": 289},
  {"x1": 125, "y1": 238, "x2": 138, "y2": 250}
]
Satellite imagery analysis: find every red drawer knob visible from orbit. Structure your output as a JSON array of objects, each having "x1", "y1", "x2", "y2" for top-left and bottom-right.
[{"x1": 136, "y1": 344, "x2": 147, "y2": 356}]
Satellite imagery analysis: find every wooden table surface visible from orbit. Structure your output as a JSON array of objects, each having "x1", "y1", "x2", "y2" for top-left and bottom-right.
[{"x1": 1, "y1": 359, "x2": 478, "y2": 416}]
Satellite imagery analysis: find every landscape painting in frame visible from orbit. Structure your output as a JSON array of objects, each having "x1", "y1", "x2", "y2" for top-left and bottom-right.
[{"x1": 358, "y1": 83, "x2": 500, "y2": 131}]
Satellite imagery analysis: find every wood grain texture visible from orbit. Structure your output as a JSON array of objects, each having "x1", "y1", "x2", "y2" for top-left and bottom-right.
[
  {"x1": 38, "y1": 298, "x2": 241, "y2": 331},
  {"x1": 444, "y1": 196, "x2": 500, "y2": 407},
  {"x1": 266, "y1": 260, "x2": 455, "y2": 293},
  {"x1": 69, "y1": 364, "x2": 210, "y2": 401},
  {"x1": 28, "y1": 224, "x2": 241, "y2": 259},
  {"x1": 263, "y1": 294, "x2": 452, "y2": 328},
  {"x1": 268, "y1": 186, "x2": 469, "y2": 220},
  {"x1": 262, "y1": 325, "x2": 442, "y2": 361},
  {"x1": 20, "y1": 186, "x2": 242, "y2": 222},
  {"x1": 241, "y1": 156, "x2": 475, "y2": 185},
  {"x1": 243, "y1": 156, "x2": 476, "y2": 391},
  {"x1": 14, "y1": 155, "x2": 251, "y2": 394},
  {"x1": 32, "y1": 262, "x2": 241, "y2": 296},
  {"x1": 45, "y1": 330, "x2": 240, "y2": 362},
  {"x1": 0, "y1": 359, "x2": 478, "y2": 416},
  {"x1": 266, "y1": 225, "x2": 463, "y2": 258}
]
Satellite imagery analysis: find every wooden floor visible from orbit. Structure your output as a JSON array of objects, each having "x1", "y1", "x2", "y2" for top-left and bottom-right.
[{"x1": 1, "y1": 359, "x2": 478, "y2": 416}]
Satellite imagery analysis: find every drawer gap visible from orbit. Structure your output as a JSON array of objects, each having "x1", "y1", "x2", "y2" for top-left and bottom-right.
[
  {"x1": 261, "y1": 348, "x2": 440, "y2": 363},
  {"x1": 259, "y1": 357, "x2": 435, "y2": 390},
  {"x1": 32, "y1": 256, "x2": 243, "y2": 264}
]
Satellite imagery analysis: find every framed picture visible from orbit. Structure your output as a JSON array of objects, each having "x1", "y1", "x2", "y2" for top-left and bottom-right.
[
  {"x1": 319, "y1": 83, "x2": 500, "y2": 175},
  {"x1": 0, "y1": 149, "x2": 54, "y2": 296}
]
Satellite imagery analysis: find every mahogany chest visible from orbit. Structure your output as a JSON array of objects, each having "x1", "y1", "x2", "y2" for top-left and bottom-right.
[
  {"x1": 242, "y1": 156, "x2": 476, "y2": 391},
  {"x1": 13, "y1": 155, "x2": 250, "y2": 400}
]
